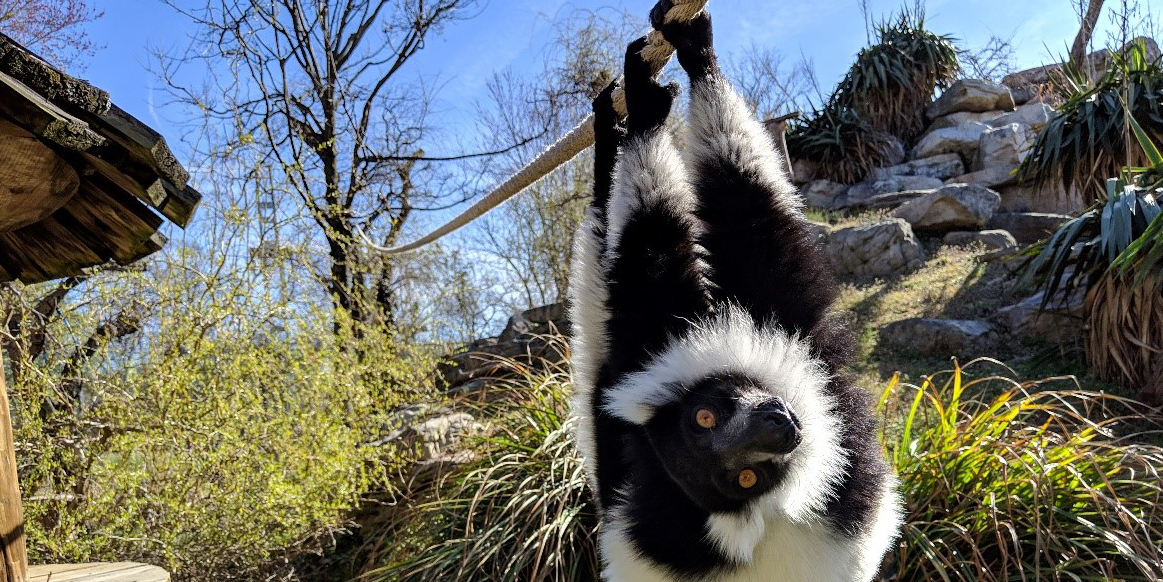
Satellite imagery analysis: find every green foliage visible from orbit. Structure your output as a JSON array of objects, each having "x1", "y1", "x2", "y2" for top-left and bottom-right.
[
  {"x1": 371, "y1": 354, "x2": 1163, "y2": 581},
  {"x1": 370, "y1": 353, "x2": 599, "y2": 582},
  {"x1": 883, "y1": 360, "x2": 1163, "y2": 581},
  {"x1": 787, "y1": 102, "x2": 901, "y2": 185},
  {"x1": 7, "y1": 265, "x2": 436, "y2": 581},
  {"x1": 1018, "y1": 40, "x2": 1163, "y2": 204},
  {"x1": 788, "y1": 9, "x2": 959, "y2": 183},
  {"x1": 842, "y1": 10, "x2": 960, "y2": 142}
]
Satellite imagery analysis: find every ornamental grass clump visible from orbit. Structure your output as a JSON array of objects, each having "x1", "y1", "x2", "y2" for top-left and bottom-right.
[{"x1": 884, "y1": 360, "x2": 1163, "y2": 581}]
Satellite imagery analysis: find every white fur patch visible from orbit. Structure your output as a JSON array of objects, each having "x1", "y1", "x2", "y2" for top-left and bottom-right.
[
  {"x1": 568, "y1": 208, "x2": 609, "y2": 494},
  {"x1": 852, "y1": 474, "x2": 905, "y2": 581},
  {"x1": 604, "y1": 129, "x2": 696, "y2": 260},
  {"x1": 706, "y1": 509, "x2": 766, "y2": 564},
  {"x1": 600, "y1": 505, "x2": 676, "y2": 582},
  {"x1": 602, "y1": 306, "x2": 847, "y2": 525},
  {"x1": 686, "y1": 75, "x2": 801, "y2": 213}
]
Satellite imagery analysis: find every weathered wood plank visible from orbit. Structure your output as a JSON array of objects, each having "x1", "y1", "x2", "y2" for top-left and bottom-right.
[
  {"x1": 79, "y1": 153, "x2": 197, "y2": 229},
  {"x1": 28, "y1": 563, "x2": 168, "y2": 582},
  {"x1": 0, "y1": 218, "x2": 105, "y2": 284},
  {"x1": 0, "y1": 72, "x2": 103, "y2": 152},
  {"x1": 0, "y1": 33, "x2": 110, "y2": 117},
  {"x1": 0, "y1": 356, "x2": 29, "y2": 582},
  {"x1": 0, "y1": 119, "x2": 80, "y2": 232},
  {"x1": 98, "y1": 104, "x2": 190, "y2": 187},
  {"x1": 55, "y1": 181, "x2": 164, "y2": 264}
]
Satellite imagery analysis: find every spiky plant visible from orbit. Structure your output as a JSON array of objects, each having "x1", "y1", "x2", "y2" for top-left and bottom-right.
[
  {"x1": 1025, "y1": 113, "x2": 1163, "y2": 404},
  {"x1": 788, "y1": 8, "x2": 958, "y2": 184},
  {"x1": 884, "y1": 360, "x2": 1163, "y2": 581},
  {"x1": 787, "y1": 101, "x2": 899, "y2": 184},
  {"x1": 1018, "y1": 40, "x2": 1163, "y2": 205},
  {"x1": 840, "y1": 9, "x2": 960, "y2": 143}
]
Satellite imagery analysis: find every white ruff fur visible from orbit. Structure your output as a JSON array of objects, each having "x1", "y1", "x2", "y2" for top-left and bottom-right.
[
  {"x1": 686, "y1": 75, "x2": 801, "y2": 214},
  {"x1": 602, "y1": 495, "x2": 900, "y2": 582},
  {"x1": 568, "y1": 208, "x2": 609, "y2": 492},
  {"x1": 603, "y1": 307, "x2": 847, "y2": 530},
  {"x1": 603, "y1": 129, "x2": 696, "y2": 260}
]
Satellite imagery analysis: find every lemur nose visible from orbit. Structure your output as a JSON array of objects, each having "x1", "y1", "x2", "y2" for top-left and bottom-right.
[{"x1": 753, "y1": 398, "x2": 802, "y2": 453}]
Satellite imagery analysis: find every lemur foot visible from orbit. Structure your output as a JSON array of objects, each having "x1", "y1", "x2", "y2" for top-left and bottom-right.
[
  {"x1": 623, "y1": 36, "x2": 680, "y2": 136},
  {"x1": 650, "y1": 4, "x2": 718, "y2": 79},
  {"x1": 593, "y1": 78, "x2": 627, "y2": 145}
]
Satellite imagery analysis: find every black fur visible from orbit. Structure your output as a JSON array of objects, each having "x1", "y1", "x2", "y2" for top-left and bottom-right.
[{"x1": 577, "y1": 13, "x2": 897, "y2": 581}]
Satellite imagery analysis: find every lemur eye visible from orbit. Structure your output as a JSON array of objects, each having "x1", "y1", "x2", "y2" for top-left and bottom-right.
[
  {"x1": 738, "y1": 469, "x2": 758, "y2": 489},
  {"x1": 695, "y1": 408, "x2": 717, "y2": 429}
]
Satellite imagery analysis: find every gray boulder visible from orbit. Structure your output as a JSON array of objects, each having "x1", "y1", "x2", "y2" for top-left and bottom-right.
[
  {"x1": 844, "y1": 175, "x2": 944, "y2": 207},
  {"x1": 924, "y1": 110, "x2": 1006, "y2": 134},
  {"x1": 973, "y1": 123, "x2": 1036, "y2": 172},
  {"x1": 850, "y1": 190, "x2": 933, "y2": 211},
  {"x1": 910, "y1": 122, "x2": 990, "y2": 161},
  {"x1": 805, "y1": 221, "x2": 829, "y2": 245},
  {"x1": 792, "y1": 159, "x2": 818, "y2": 185},
  {"x1": 996, "y1": 183, "x2": 1085, "y2": 214},
  {"x1": 942, "y1": 229, "x2": 1018, "y2": 250},
  {"x1": 988, "y1": 102, "x2": 1054, "y2": 130},
  {"x1": 987, "y1": 212, "x2": 1072, "y2": 243},
  {"x1": 948, "y1": 166, "x2": 1018, "y2": 189},
  {"x1": 880, "y1": 318, "x2": 997, "y2": 357},
  {"x1": 881, "y1": 134, "x2": 907, "y2": 166},
  {"x1": 994, "y1": 289, "x2": 1085, "y2": 343},
  {"x1": 826, "y1": 219, "x2": 926, "y2": 279},
  {"x1": 893, "y1": 183, "x2": 1002, "y2": 232},
  {"x1": 873, "y1": 153, "x2": 965, "y2": 181},
  {"x1": 926, "y1": 79, "x2": 1016, "y2": 119},
  {"x1": 801, "y1": 179, "x2": 850, "y2": 209}
]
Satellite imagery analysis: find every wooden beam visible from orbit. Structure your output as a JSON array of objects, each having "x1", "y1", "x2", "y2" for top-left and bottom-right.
[
  {"x1": 0, "y1": 218, "x2": 105, "y2": 284},
  {"x1": 0, "y1": 119, "x2": 80, "y2": 232},
  {"x1": 0, "y1": 354, "x2": 29, "y2": 582},
  {"x1": 0, "y1": 72, "x2": 103, "y2": 153},
  {"x1": 80, "y1": 153, "x2": 197, "y2": 229},
  {"x1": 29, "y1": 563, "x2": 168, "y2": 582}
]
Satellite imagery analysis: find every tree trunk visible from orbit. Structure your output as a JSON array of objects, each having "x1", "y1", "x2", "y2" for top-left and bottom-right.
[{"x1": 1070, "y1": 0, "x2": 1105, "y2": 71}]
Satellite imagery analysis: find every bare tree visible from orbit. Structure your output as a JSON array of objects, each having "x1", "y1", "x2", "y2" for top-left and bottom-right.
[
  {"x1": 1071, "y1": 0, "x2": 1106, "y2": 69},
  {"x1": 0, "y1": 0, "x2": 101, "y2": 69},
  {"x1": 160, "y1": 0, "x2": 543, "y2": 331},
  {"x1": 960, "y1": 34, "x2": 1017, "y2": 82},
  {"x1": 728, "y1": 45, "x2": 821, "y2": 118}
]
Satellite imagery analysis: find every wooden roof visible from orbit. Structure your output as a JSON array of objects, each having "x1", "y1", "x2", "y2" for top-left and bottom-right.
[{"x1": 0, "y1": 33, "x2": 201, "y2": 284}]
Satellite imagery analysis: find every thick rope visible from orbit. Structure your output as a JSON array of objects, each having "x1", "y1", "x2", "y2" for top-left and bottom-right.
[{"x1": 364, "y1": 0, "x2": 708, "y2": 255}]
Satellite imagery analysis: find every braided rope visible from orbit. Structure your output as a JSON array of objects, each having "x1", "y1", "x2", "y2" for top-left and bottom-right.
[{"x1": 367, "y1": 0, "x2": 708, "y2": 255}]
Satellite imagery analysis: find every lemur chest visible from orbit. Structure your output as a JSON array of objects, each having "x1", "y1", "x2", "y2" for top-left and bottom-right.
[{"x1": 605, "y1": 516, "x2": 860, "y2": 582}]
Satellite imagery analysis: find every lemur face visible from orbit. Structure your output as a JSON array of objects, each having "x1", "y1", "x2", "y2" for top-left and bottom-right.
[{"x1": 643, "y1": 374, "x2": 802, "y2": 514}]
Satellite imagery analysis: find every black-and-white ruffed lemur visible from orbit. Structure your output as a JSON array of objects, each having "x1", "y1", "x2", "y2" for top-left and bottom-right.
[{"x1": 568, "y1": 8, "x2": 903, "y2": 582}]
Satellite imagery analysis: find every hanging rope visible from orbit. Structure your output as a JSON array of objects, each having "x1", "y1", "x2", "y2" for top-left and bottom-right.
[{"x1": 362, "y1": 0, "x2": 709, "y2": 255}]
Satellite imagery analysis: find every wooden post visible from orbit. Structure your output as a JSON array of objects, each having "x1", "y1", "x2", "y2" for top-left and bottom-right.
[{"x1": 0, "y1": 358, "x2": 28, "y2": 582}]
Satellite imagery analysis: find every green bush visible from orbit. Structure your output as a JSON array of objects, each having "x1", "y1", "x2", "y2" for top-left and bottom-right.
[
  {"x1": 6, "y1": 263, "x2": 436, "y2": 581},
  {"x1": 372, "y1": 360, "x2": 1163, "y2": 581}
]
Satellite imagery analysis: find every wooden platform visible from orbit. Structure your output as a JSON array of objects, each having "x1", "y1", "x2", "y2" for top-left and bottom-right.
[{"x1": 28, "y1": 562, "x2": 168, "y2": 582}]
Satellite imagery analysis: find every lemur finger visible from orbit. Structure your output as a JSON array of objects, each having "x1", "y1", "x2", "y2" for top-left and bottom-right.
[
  {"x1": 652, "y1": 11, "x2": 717, "y2": 79},
  {"x1": 623, "y1": 36, "x2": 674, "y2": 136}
]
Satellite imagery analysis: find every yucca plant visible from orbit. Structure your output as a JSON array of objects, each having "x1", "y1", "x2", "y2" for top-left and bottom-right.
[
  {"x1": 1018, "y1": 40, "x2": 1163, "y2": 205},
  {"x1": 840, "y1": 9, "x2": 960, "y2": 143},
  {"x1": 1024, "y1": 112, "x2": 1163, "y2": 404},
  {"x1": 884, "y1": 360, "x2": 1163, "y2": 581},
  {"x1": 787, "y1": 101, "x2": 900, "y2": 184},
  {"x1": 789, "y1": 8, "x2": 959, "y2": 183}
]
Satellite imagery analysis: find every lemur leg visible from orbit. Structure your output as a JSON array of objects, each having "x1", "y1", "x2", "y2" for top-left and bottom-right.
[
  {"x1": 568, "y1": 79, "x2": 626, "y2": 500},
  {"x1": 655, "y1": 12, "x2": 837, "y2": 337},
  {"x1": 591, "y1": 36, "x2": 711, "y2": 509}
]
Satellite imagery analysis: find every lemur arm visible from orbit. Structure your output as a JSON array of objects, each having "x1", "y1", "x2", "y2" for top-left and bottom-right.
[{"x1": 657, "y1": 13, "x2": 838, "y2": 335}]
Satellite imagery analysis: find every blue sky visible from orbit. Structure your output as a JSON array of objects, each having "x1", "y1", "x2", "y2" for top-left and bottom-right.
[{"x1": 78, "y1": 0, "x2": 1158, "y2": 165}]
